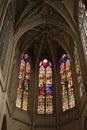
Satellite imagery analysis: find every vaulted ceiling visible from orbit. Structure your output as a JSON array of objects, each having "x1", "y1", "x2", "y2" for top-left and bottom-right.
[{"x1": 13, "y1": 0, "x2": 79, "y2": 54}]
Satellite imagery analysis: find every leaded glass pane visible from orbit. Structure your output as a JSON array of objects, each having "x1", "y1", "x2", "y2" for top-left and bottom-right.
[
  {"x1": 38, "y1": 59, "x2": 53, "y2": 114},
  {"x1": 16, "y1": 88, "x2": 22, "y2": 108},
  {"x1": 16, "y1": 54, "x2": 30, "y2": 111},
  {"x1": 78, "y1": 0, "x2": 87, "y2": 61},
  {"x1": 60, "y1": 54, "x2": 75, "y2": 112},
  {"x1": 74, "y1": 47, "x2": 84, "y2": 97}
]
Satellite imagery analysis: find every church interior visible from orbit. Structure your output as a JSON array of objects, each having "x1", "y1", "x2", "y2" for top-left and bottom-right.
[{"x1": 0, "y1": 0, "x2": 87, "y2": 130}]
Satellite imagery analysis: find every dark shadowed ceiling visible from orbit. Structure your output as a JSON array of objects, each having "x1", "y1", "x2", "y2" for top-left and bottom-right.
[{"x1": 14, "y1": 0, "x2": 78, "y2": 55}]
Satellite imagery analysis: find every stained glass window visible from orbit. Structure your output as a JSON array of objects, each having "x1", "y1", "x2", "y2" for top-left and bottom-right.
[
  {"x1": 38, "y1": 59, "x2": 53, "y2": 114},
  {"x1": 78, "y1": 0, "x2": 87, "y2": 61},
  {"x1": 60, "y1": 54, "x2": 75, "y2": 112},
  {"x1": 74, "y1": 46, "x2": 84, "y2": 97},
  {"x1": 16, "y1": 54, "x2": 30, "y2": 111}
]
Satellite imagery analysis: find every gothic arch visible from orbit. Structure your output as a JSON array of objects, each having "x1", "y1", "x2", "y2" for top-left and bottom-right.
[
  {"x1": 13, "y1": 17, "x2": 77, "y2": 47},
  {"x1": 13, "y1": 0, "x2": 79, "y2": 50},
  {"x1": 45, "y1": 0, "x2": 76, "y2": 29}
]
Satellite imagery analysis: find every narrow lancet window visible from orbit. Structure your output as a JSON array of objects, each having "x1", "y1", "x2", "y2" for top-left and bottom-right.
[
  {"x1": 38, "y1": 59, "x2": 53, "y2": 114},
  {"x1": 60, "y1": 54, "x2": 75, "y2": 112},
  {"x1": 74, "y1": 47, "x2": 84, "y2": 97},
  {"x1": 16, "y1": 54, "x2": 31, "y2": 111}
]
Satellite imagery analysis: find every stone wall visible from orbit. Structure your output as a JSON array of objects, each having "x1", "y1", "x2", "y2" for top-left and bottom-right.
[{"x1": 0, "y1": 2, "x2": 13, "y2": 72}]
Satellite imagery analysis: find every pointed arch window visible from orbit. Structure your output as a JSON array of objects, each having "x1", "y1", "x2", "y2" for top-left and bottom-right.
[
  {"x1": 74, "y1": 46, "x2": 84, "y2": 97},
  {"x1": 38, "y1": 59, "x2": 53, "y2": 114},
  {"x1": 78, "y1": 0, "x2": 87, "y2": 61},
  {"x1": 16, "y1": 54, "x2": 31, "y2": 111},
  {"x1": 60, "y1": 54, "x2": 75, "y2": 112}
]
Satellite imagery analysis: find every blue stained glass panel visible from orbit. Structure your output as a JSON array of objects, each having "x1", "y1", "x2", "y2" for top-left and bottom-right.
[
  {"x1": 60, "y1": 54, "x2": 75, "y2": 112},
  {"x1": 16, "y1": 54, "x2": 31, "y2": 111},
  {"x1": 38, "y1": 59, "x2": 53, "y2": 114}
]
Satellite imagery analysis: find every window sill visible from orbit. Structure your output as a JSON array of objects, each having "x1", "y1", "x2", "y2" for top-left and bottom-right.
[{"x1": 12, "y1": 108, "x2": 31, "y2": 125}]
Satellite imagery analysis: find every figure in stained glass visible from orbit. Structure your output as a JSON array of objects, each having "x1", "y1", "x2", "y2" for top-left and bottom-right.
[
  {"x1": 38, "y1": 59, "x2": 53, "y2": 114},
  {"x1": 16, "y1": 53, "x2": 31, "y2": 111},
  {"x1": 60, "y1": 54, "x2": 75, "y2": 112}
]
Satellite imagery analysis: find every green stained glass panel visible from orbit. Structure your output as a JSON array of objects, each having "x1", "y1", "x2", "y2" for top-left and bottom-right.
[{"x1": 16, "y1": 54, "x2": 31, "y2": 111}]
